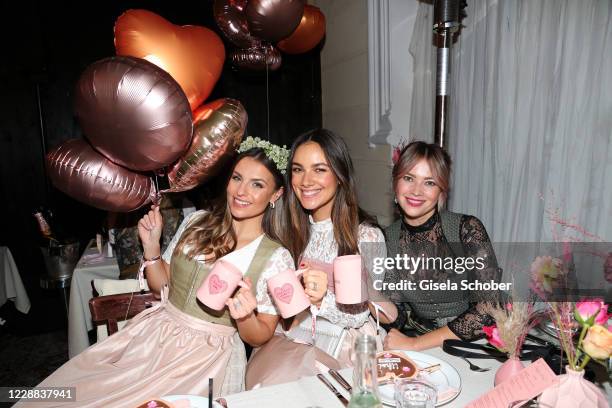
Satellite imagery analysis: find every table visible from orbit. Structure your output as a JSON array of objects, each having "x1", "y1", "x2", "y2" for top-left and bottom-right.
[
  {"x1": 0, "y1": 246, "x2": 31, "y2": 314},
  {"x1": 68, "y1": 240, "x2": 120, "y2": 358},
  {"x1": 224, "y1": 347, "x2": 504, "y2": 407}
]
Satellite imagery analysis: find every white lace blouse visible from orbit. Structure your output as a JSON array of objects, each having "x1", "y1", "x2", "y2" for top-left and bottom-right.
[
  {"x1": 302, "y1": 216, "x2": 386, "y2": 328},
  {"x1": 162, "y1": 210, "x2": 294, "y2": 315}
]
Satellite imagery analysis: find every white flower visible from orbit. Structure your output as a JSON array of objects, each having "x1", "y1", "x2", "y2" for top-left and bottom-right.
[{"x1": 237, "y1": 136, "x2": 290, "y2": 174}]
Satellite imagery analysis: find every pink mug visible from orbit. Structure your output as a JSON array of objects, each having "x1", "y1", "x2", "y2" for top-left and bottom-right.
[
  {"x1": 333, "y1": 254, "x2": 363, "y2": 304},
  {"x1": 196, "y1": 259, "x2": 247, "y2": 310},
  {"x1": 267, "y1": 268, "x2": 311, "y2": 318}
]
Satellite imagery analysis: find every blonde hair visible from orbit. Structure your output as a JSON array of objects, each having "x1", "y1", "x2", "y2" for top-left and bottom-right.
[{"x1": 392, "y1": 141, "x2": 451, "y2": 210}]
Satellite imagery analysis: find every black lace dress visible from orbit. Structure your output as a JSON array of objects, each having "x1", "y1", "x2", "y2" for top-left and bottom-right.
[{"x1": 383, "y1": 211, "x2": 502, "y2": 341}]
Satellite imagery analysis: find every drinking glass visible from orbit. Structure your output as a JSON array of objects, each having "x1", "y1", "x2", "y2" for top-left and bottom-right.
[{"x1": 393, "y1": 378, "x2": 437, "y2": 408}]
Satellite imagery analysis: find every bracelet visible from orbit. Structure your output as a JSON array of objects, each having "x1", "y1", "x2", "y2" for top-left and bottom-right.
[
  {"x1": 143, "y1": 254, "x2": 161, "y2": 262},
  {"x1": 138, "y1": 255, "x2": 161, "y2": 291}
]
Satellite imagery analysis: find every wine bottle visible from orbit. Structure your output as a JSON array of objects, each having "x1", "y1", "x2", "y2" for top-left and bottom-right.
[{"x1": 33, "y1": 207, "x2": 58, "y2": 244}]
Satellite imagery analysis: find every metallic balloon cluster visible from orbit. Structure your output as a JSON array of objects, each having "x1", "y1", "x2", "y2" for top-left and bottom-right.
[
  {"x1": 214, "y1": 0, "x2": 326, "y2": 71},
  {"x1": 46, "y1": 10, "x2": 248, "y2": 212}
]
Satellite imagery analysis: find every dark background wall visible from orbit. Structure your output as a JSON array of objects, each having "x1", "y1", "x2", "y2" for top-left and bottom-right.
[{"x1": 0, "y1": 0, "x2": 321, "y2": 332}]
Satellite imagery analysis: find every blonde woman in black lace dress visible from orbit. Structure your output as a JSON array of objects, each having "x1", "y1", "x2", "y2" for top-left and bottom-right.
[{"x1": 380, "y1": 141, "x2": 502, "y2": 351}]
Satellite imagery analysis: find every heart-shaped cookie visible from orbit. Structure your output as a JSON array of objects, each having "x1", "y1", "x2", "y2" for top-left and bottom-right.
[
  {"x1": 209, "y1": 274, "x2": 229, "y2": 295},
  {"x1": 115, "y1": 9, "x2": 225, "y2": 111},
  {"x1": 274, "y1": 283, "x2": 294, "y2": 304}
]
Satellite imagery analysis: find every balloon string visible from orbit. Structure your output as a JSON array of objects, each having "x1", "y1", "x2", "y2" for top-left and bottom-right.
[
  {"x1": 266, "y1": 58, "x2": 270, "y2": 141},
  {"x1": 152, "y1": 174, "x2": 161, "y2": 206}
]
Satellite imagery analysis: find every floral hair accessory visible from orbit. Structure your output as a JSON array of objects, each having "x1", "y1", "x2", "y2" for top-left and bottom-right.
[
  {"x1": 237, "y1": 136, "x2": 290, "y2": 174},
  {"x1": 392, "y1": 140, "x2": 409, "y2": 165}
]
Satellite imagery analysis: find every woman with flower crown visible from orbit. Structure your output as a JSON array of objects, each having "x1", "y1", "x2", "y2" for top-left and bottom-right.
[{"x1": 18, "y1": 141, "x2": 294, "y2": 407}]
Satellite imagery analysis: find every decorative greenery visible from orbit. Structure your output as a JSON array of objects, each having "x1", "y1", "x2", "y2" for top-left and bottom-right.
[{"x1": 237, "y1": 136, "x2": 290, "y2": 174}]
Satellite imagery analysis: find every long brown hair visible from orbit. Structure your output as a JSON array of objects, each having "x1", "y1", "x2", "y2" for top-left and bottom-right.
[
  {"x1": 392, "y1": 141, "x2": 451, "y2": 210},
  {"x1": 284, "y1": 129, "x2": 377, "y2": 264},
  {"x1": 175, "y1": 148, "x2": 286, "y2": 262}
]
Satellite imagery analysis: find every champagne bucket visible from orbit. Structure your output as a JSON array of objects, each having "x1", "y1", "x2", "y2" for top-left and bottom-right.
[{"x1": 40, "y1": 241, "x2": 80, "y2": 280}]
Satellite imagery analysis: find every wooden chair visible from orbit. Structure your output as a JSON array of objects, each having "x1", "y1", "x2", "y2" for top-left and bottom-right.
[{"x1": 89, "y1": 291, "x2": 157, "y2": 335}]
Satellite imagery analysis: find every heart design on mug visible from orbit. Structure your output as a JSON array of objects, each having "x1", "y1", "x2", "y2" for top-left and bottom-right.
[
  {"x1": 274, "y1": 284, "x2": 294, "y2": 304},
  {"x1": 209, "y1": 274, "x2": 228, "y2": 294}
]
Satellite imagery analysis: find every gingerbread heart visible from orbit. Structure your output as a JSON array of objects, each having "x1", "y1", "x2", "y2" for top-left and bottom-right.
[
  {"x1": 115, "y1": 9, "x2": 225, "y2": 111},
  {"x1": 209, "y1": 274, "x2": 228, "y2": 294},
  {"x1": 274, "y1": 283, "x2": 294, "y2": 304}
]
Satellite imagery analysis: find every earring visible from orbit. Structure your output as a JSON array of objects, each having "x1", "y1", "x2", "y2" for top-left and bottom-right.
[
  {"x1": 394, "y1": 197, "x2": 398, "y2": 204},
  {"x1": 269, "y1": 201, "x2": 275, "y2": 209}
]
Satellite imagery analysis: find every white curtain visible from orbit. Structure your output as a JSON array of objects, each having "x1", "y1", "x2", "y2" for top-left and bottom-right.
[{"x1": 409, "y1": 0, "x2": 612, "y2": 243}]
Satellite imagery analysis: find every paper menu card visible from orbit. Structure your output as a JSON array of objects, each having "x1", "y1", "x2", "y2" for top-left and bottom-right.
[{"x1": 466, "y1": 358, "x2": 558, "y2": 408}]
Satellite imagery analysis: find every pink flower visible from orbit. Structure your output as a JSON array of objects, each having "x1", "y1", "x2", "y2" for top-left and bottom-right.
[
  {"x1": 575, "y1": 299, "x2": 608, "y2": 326},
  {"x1": 483, "y1": 325, "x2": 505, "y2": 349},
  {"x1": 392, "y1": 146, "x2": 402, "y2": 164},
  {"x1": 506, "y1": 303, "x2": 513, "y2": 311},
  {"x1": 530, "y1": 256, "x2": 566, "y2": 295}
]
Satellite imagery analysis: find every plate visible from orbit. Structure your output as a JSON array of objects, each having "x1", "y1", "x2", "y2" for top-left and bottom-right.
[
  {"x1": 162, "y1": 395, "x2": 222, "y2": 408},
  {"x1": 378, "y1": 351, "x2": 461, "y2": 407}
]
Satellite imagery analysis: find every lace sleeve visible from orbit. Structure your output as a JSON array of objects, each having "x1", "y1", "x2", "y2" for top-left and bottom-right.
[
  {"x1": 161, "y1": 210, "x2": 205, "y2": 264},
  {"x1": 317, "y1": 292, "x2": 370, "y2": 328},
  {"x1": 447, "y1": 215, "x2": 500, "y2": 340},
  {"x1": 256, "y1": 247, "x2": 295, "y2": 315}
]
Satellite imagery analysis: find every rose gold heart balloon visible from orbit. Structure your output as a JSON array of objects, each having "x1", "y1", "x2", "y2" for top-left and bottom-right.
[
  {"x1": 230, "y1": 43, "x2": 282, "y2": 71},
  {"x1": 74, "y1": 56, "x2": 193, "y2": 172},
  {"x1": 165, "y1": 98, "x2": 248, "y2": 193},
  {"x1": 277, "y1": 5, "x2": 326, "y2": 54},
  {"x1": 246, "y1": 0, "x2": 306, "y2": 43},
  {"x1": 114, "y1": 9, "x2": 226, "y2": 111},
  {"x1": 46, "y1": 139, "x2": 155, "y2": 212},
  {"x1": 214, "y1": 0, "x2": 260, "y2": 48}
]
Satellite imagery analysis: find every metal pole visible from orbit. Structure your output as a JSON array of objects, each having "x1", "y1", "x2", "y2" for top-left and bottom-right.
[{"x1": 433, "y1": 0, "x2": 462, "y2": 148}]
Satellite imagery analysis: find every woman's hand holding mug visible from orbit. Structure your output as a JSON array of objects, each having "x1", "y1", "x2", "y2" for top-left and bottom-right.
[
  {"x1": 302, "y1": 263, "x2": 328, "y2": 305},
  {"x1": 227, "y1": 277, "x2": 257, "y2": 320}
]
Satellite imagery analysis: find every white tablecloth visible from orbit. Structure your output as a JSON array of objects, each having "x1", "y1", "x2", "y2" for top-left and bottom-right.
[
  {"x1": 0, "y1": 246, "x2": 30, "y2": 314},
  {"x1": 68, "y1": 240, "x2": 119, "y2": 358},
  {"x1": 225, "y1": 346, "x2": 504, "y2": 408}
]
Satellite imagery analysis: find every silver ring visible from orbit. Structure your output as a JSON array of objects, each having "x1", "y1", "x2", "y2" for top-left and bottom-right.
[
  {"x1": 233, "y1": 299, "x2": 241, "y2": 308},
  {"x1": 309, "y1": 282, "x2": 318, "y2": 291}
]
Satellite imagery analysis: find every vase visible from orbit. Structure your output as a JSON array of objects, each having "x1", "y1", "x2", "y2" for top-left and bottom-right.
[
  {"x1": 494, "y1": 356, "x2": 525, "y2": 386},
  {"x1": 538, "y1": 365, "x2": 608, "y2": 408}
]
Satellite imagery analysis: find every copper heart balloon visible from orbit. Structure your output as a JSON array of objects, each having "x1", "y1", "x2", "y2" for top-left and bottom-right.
[
  {"x1": 214, "y1": 0, "x2": 260, "y2": 48},
  {"x1": 46, "y1": 139, "x2": 155, "y2": 212},
  {"x1": 230, "y1": 44, "x2": 282, "y2": 71},
  {"x1": 165, "y1": 98, "x2": 248, "y2": 192},
  {"x1": 115, "y1": 9, "x2": 226, "y2": 111},
  {"x1": 74, "y1": 56, "x2": 193, "y2": 172},
  {"x1": 246, "y1": 0, "x2": 306, "y2": 43},
  {"x1": 277, "y1": 5, "x2": 326, "y2": 54}
]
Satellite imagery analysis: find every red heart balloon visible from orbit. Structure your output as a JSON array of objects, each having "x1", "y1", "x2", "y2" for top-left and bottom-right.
[{"x1": 115, "y1": 9, "x2": 226, "y2": 111}]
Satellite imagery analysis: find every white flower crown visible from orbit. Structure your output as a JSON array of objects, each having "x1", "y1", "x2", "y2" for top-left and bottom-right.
[{"x1": 237, "y1": 136, "x2": 290, "y2": 174}]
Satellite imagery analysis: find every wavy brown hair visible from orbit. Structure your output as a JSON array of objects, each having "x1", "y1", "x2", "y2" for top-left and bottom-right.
[
  {"x1": 175, "y1": 148, "x2": 286, "y2": 262},
  {"x1": 283, "y1": 129, "x2": 377, "y2": 264}
]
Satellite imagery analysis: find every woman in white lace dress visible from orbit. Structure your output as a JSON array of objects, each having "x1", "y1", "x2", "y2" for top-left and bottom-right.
[
  {"x1": 246, "y1": 129, "x2": 392, "y2": 388},
  {"x1": 20, "y1": 146, "x2": 294, "y2": 407}
]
